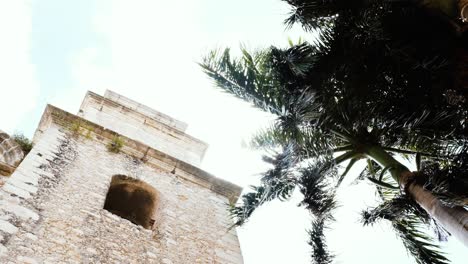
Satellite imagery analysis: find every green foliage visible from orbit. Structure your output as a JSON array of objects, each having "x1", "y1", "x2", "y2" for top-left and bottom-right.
[
  {"x1": 361, "y1": 168, "x2": 451, "y2": 264},
  {"x1": 229, "y1": 147, "x2": 297, "y2": 226},
  {"x1": 361, "y1": 192, "x2": 450, "y2": 264},
  {"x1": 200, "y1": 47, "x2": 285, "y2": 115},
  {"x1": 393, "y1": 219, "x2": 449, "y2": 264},
  {"x1": 107, "y1": 136, "x2": 124, "y2": 153},
  {"x1": 308, "y1": 218, "x2": 333, "y2": 264},
  {"x1": 12, "y1": 133, "x2": 33, "y2": 155},
  {"x1": 420, "y1": 149, "x2": 468, "y2": 207},
  {"x1": 85, "y1": 128, "x2": 94, "y2": 140},
  {"x1": 201, "y1": 0, "x2": 468, "y2": 263},
  {"x1": 69, "y1": 121, "x2": 95, "y2": 140},
  {"x1": 70, "y1": 121, "x2": 81, "y2": 135}
]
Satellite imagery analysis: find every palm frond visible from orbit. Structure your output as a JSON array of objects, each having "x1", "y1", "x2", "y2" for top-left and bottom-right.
[
  {"x1": 299, "y1": 162, "x2": 337, "y2": 264},
  {"x1": 362, "y1": 195, "x2": 430, "y2": 225},
  {"x1": 336, "y1": 157, "x2": 359, "y2": 187},
  {"x1": 361, "y1": 194, "x2": 450, "y2": 264},
  {"x1": 299, "y1": 163, "x2": 337, "y2": 219},
  {"x1": 282, "y1": 0, "x2": 345, "y2": 31},
  {"x1": 250, "y1": 124, "x2": 291, "y2": 150},
  {"x1": 229, "y1": 147, "x2": 297, "y2": 226},
  {"x1": 393, "y1": 219, "x2": 449, "y2": 264},
  {"x1": 420, "y1": 149, "x2": 468, "y2": 207},
  {"x1": 308, "y1": 218, "x2": 334, "y2": 264},
  {"x1": 200, "y1": 48, "x2": 283, "y2": 115},
  {"x1": 202, "y1": 1, "x2": 468, "y2": 262}
]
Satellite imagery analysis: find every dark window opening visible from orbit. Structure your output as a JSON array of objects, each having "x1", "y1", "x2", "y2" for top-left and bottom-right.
[{"x1": 103, "y1": 175, "x2": 158, "y2": 229}]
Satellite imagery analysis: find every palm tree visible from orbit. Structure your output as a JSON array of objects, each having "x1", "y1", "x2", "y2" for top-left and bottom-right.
[{"x1": 199, "y1": 1, "x2": 468, "y2": 263}]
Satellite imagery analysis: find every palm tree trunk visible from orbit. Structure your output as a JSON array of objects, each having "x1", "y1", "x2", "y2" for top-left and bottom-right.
[
  {"x1": 459, "y1": 0, "x2": 468, "y2": 21},
  {"x1": 404, "y1": 175, "x2": 468, "y2": 247},
  {"x1": 454, "y1": 46, "x2": 468, "y2": 97},
  {"x1": 365, "y1": 145, "x2": 468, "y2": 247}
]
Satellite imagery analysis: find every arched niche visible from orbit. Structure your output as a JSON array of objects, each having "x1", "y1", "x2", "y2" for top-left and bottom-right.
[{"x1": 103, "y1": 175, "x2": 159, "y2": 229}]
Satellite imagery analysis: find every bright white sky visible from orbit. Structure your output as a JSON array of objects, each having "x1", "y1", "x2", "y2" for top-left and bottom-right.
[{"x1": 0, "y1": 1, "x2": 466, "y2": 263}]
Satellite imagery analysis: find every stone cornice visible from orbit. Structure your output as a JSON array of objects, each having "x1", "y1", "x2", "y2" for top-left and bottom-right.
[
  {"x1": 33, "y1": 105, "x2": 242, "y2": 201},
  {"x1": 81, "y1": 91, "x2": 208, "y2": 149}
]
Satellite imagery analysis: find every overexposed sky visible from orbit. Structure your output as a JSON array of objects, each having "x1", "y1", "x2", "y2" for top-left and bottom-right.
[{"x1": 0, "y1": 1, "x2": 466, "y2": 263}]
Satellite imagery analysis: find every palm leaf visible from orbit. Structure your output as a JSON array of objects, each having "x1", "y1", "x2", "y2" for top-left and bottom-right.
[
  {"x1": 229, "y1": 147, "x2": 297, "y2": 226},
  {"x1": 362, "y1": 195, "x2": 450, "y2": 264},
  {"x1": 308, "y1": 218, "x2": 334, "y2": 264},
  {"x1": 393, "y1": 219, "x2": 449, "y2": 264}
]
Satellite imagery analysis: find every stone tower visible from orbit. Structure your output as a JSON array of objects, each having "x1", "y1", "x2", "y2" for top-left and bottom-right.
[{"x1": 0, "y1": 90, "x2": 243, "y2": 263}]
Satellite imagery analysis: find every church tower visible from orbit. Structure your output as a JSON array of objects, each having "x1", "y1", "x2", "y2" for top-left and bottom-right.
[{"x1": 0, "y1": 90, "x2": 243, "y2": 263}]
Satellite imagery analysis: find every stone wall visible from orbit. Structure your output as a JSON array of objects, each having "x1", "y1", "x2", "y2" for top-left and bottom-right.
[
  {"x1": 0, "y1": 131, "x2": 24, "y2": 177},
  {"x1": 0, "y1": 131, "x2": 24, "y2": 167},
  {"x1": 0, "y1": 125, "x2": 243, "y2": 263}
]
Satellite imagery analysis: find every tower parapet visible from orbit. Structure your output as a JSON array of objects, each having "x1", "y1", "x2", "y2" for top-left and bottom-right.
[{"x1": 77, "y1": 90, "x2": 208, "y2": 167}]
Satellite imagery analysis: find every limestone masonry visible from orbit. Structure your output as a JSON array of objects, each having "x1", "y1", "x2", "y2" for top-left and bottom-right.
[
  {"x1": 0, "y1": 90, "x2": 243, "y2": 263},
  {"x1": 0, "y1": 131, "x2": 24, "y2": 177}
]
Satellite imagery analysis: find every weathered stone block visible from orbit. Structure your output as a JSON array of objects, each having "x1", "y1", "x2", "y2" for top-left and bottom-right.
[{"x1": 0, "y1": 90, "x2": 243, "y2": 263}]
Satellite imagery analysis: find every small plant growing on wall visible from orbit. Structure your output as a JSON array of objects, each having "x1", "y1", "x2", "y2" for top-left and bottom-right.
[
  {"x1": 12, "y1": 133, "x2": 33, "y2": 155},
  {"x1": 107, "y1": 136, "x2": 124, "y2": 153},
  {"x1": 85, "y1": 127, "x2": 94, "y2": 140},
  {"x1": 70, "y1": 121, "x2": 81, "y2": 136}
]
